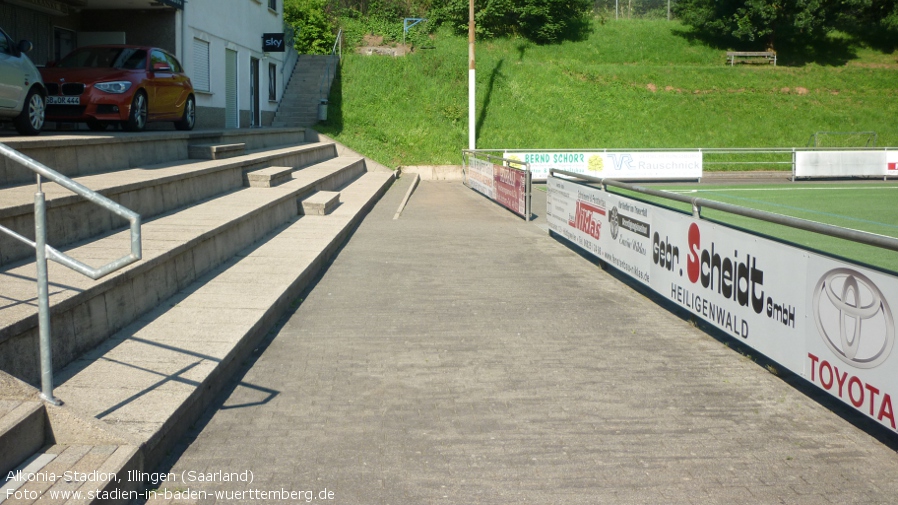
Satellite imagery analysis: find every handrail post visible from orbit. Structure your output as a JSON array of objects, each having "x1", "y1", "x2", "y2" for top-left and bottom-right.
[
  {"x1": 0, "y1": 143, "x2": 140, "y2": 405},
  {"x1": 791, "y1": 149, "x2": 796, "y2": 182},
  {"x1": 34, "y1": 176, "x2": 61, "y2": 406}
]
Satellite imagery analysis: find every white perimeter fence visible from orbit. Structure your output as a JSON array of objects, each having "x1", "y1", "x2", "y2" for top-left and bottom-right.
[
  {"x1": 546, "y1": 169, "x2": 898, "y2": 435},
  {"x1": 473, "y1": 148, "x2": 898, "y2": 181}
]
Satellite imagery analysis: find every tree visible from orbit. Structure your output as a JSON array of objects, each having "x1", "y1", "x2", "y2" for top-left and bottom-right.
[
  {"x1": 675, "y1": 0, "x2": 833, "y2": 49},
  {"x1": 432, "y1": 0, "x2": 592, "y2": 44},
  {"x1": 284, "y1": 0, "x2": 337, "y2": 54},
  {"x1": 835, "y1": 0, "x2": 898, "y2": 48},
  {"x1": 677, "y1": 0, "x2": 898, "y2": 52}
]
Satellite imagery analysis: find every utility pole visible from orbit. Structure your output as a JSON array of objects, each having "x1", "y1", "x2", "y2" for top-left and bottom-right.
[{"x1": 468, "y1": 0, "x2": 475, "y2": 150}]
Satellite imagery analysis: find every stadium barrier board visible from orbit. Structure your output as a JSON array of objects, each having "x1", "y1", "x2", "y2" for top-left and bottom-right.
[
  {"x1": 795, "y1": 151, "x2": 897, "y2": 178},
  {"x1": 547, "y1": 173, "x2": 898, "y2": 433},
  {"x1": 463, "y1": 151, "x2": 532, "y2": 221},
  {"x1": 503, "y1": 151, "x2": 702, "y2": 181}
]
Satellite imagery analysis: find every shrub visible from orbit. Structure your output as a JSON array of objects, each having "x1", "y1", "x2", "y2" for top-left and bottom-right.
[
  {"x1": 431, "y1": 0, "x2": 592, "y2": 44},
  {"x1": 285, "y1": 0, "x2": 338, "y2": 54}
]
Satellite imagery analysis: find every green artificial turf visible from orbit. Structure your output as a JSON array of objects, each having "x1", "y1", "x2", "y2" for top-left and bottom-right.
[{"x1": 609, "y1": 182, "x2": 898, "y2": 273}]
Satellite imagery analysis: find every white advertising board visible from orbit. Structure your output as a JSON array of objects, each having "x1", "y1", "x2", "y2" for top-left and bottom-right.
[
  {"x1": 795, "y1": 151, "x2": 889, "y2": 178},
  {"x1": 804, "y1": 260, "x2": 898, "y2": 431},
  {"x1": 888, "y1": 150, "x2": 898, "y2": 175},
  {"x1": 548, "y1": 175, "x2": 898, "y2": 432},
  {"x1": 506, "y1": 151, "x2": 702, "y2": 181},
  {"x1": 546, "y1": 177, "x2": 652, "y2": 285},
  {"x1": 647, "y1": 209, "x2": 807, "y2": 372},
  {"x1": 466, "y1": 157, "x2": 494, "y2": 199}
]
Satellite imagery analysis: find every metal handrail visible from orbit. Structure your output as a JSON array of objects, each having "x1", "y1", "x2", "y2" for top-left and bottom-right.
[
  {"x1": 317, "y1": 29, "x2": 342, "y2": 113},
  {"x1": 281, "y1": 24, "x2": 300, "y2": 88},
  {"x1": 550, "y1": 168, "x2": 898, "y2": 254},
  {"x1": 332, "y1": 28, "x2": 343, "y2": 59},
  {"x1": 0, "y1": 143, "x2": 142, "y2": 405}
]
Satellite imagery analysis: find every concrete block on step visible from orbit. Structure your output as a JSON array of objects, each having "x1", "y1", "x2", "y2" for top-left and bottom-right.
[
  {"x1": 188, "y1": 143, "x2": 246, "y2": 160},
  {"x1": 247, "y1": 166, "x2": 294, "y2": 188},
  {"x1": 300, "y1": 191, "x2": 340, "y2": 216}
]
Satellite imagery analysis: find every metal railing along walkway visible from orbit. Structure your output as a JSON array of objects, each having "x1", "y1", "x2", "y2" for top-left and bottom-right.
[
  {"x1": 480, "y1": 147, "x2": 897, "y2": 177},
  {"x1": 0, "y1": 143, "x2": 141, "y2": 405},
  {"x1": 552, "y1": 169, "x2": 898, "y2": 253}
]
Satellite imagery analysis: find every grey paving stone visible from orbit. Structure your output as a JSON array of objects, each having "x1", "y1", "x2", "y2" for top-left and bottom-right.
[{"x1": 148, "y1": 180, "x2": 898, "y2": 505}]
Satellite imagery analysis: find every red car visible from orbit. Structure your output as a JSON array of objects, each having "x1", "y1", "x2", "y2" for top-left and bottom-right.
[{"x1": 41, "y1": 45, "x2": 195, "y2": 132}]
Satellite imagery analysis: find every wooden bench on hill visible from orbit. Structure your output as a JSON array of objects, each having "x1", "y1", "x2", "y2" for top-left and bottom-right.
[{"x1": 726, "y1": 51, "x2": 777, "y2": 66}]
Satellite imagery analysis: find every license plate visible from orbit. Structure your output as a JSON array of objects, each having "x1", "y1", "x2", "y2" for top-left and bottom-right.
[{"x1": 47, "y1": 96, "x2": 80, "y2": 105}]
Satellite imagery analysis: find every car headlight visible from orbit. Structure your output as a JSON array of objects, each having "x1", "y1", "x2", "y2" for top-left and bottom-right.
[{"x1": 94, "y1": 81, "x2": 132, "y2": 94}]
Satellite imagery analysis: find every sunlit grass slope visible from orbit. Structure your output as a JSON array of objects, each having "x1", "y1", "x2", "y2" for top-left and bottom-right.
[{"x1": 318, "y1": 20, "x2": 898, "y2": 167}]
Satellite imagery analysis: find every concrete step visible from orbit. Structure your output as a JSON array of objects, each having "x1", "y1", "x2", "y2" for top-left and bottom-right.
[
  {"x1": 277, "y1": 104, "x2": 321, "y2": 113},
  {"x1": 276, "y1": 104, "x2": 320, "y2": 113},
  {"x1": 275, "y1": 114, "x2": 319, "y2": 123},
  {"x1": 51, "y1": 169, "x2": 394, "y2": 483},
  {"x1": 291, "y1": 56, "x2": 333, "y2": 67},
  {"x1": 280, "y1": 96, "x2": 325, "y2": 106},
  {"x1": 292, "y1": 66, "x2": 331, "y2": 74},
  {"x1": 277, "y1": 105, "x2": 319, "y2": 113},
  {"x1": 0, "y1": 128, "x2": 307, "y2": 187},
  {"x1": 272, "y1": 119, "x2": 317, "y2": 128},
  {"x1": 276, "y1": 111, "x2": 319, "y2": 118},
  {"x1": 277, "y1": 107, "x2": 319, "y2": 114},
  {"x1": 0, "y1": 400, "x2": 45, "y2": 476},
  {"x1": 0, "y1": 157, "x2": 368, "y2": 386},
  {"x1": 276, "y1": 106, "x2": 319, "y2": 114},
  {"x1": 290, "y1": 63, "x2": 330, "y2": 72},
  {"x1": 277, "y1": 54, "x2": 336, "y2": 129},
  {"x1": 288, "y1": 71, "x2": 329, "y2": 79},
  {"x1": 280, "y1": 98, "x2": 321, "y2": 107},
  {"x1": 0, "y1": 142, "x2": 339, "y2": 267},
  {"x1": 274, "y1": 118, "x2": 320, "y2": 128},
  {"x1": 0, "y1": 444, "x2": 140, "y2": 504},
  {"x1": 188, "y1": 143, "x2": 245, "y2": 160}
]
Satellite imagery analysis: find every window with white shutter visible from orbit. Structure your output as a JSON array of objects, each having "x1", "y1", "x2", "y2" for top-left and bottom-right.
[{"x1": 192, "y1": 38, "x2": 210, "y2": 92}]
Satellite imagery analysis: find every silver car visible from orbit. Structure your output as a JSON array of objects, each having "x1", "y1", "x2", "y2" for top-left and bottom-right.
[{"x1": 0, "y1": 27, "x2": 45, "y2": 135}]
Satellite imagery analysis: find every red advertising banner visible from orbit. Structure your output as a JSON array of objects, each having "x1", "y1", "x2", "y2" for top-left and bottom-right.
[{"x1": 493, "y1": 164, "x2": 527, "y2": 217}]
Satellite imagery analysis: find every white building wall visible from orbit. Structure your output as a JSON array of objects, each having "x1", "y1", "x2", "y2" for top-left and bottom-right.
[{"x1": 179, "y1": 0, "x2": 287, "y2": 127}]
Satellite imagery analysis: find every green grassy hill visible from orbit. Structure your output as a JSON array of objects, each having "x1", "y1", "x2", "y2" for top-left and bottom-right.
[{"x1": 318, "y1": 20, "x2": 898, "y2": 168}]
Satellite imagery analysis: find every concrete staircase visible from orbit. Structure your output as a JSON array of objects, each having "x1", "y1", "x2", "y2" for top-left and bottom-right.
[
  {"x1": 0, "y1": 128, "x2": 394, "y2": 503},
  {"x1": 272, "y1": 55, "x2": 338, "y2": 127}
]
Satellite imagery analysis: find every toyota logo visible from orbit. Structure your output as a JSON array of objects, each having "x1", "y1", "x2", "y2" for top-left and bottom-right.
[{"x1": 813, "y1": 268, "x2": 894, "y2": 369}]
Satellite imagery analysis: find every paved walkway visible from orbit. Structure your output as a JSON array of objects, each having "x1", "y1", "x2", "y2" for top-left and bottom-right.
[{"x1": 147, "y1": 179, "x2": 898, "y2": 505}]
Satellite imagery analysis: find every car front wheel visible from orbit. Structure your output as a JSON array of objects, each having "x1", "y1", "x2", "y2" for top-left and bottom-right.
[
  {"x1": 174, "y1": 95, "x2": 196, "y2": 131},
  {"x1": 123, "y1": 91, "x2": 147, "y2": 132},
  {"x1": 14, "y1": 88, "x2": 45, "y2": 136}
]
